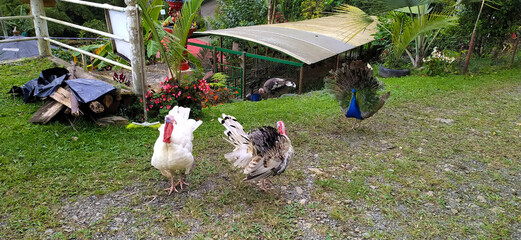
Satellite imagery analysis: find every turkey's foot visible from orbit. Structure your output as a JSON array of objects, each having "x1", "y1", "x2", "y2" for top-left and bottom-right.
[
  {"x1": 259, "y1": 179, "x2": 273, "y2": 191},
  {"x1": 174, "y1": 171, "x2": 189, "y2": 191},
  {"x1": 175, "y1": 178, "x2": 189, "y2": 190},
  {"x1": 165, "y1": 176, "x2": 179, "y2": 195}
]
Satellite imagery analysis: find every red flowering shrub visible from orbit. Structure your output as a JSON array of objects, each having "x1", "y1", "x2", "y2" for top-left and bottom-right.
[
  {"x1": 205, "y1": 87, "x2": 240, "y2": 107},
  {"x1": 275, "y1": 11, "x2": 287, "y2": 23},
  {"x1": 142, "y1": 77, "x2": 211, "y2": 119}
]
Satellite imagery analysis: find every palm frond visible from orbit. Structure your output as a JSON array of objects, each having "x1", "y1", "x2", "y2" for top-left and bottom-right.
[
  {"x1": 363, "y1": 0, "x2": 433, "y2": 14},
  {"x1": 390, "y1": 9, "x2": 457, "y2": 63},
  {"x1": 139, "y1": 0, "x2": 204, "y2": 79},
  {"x1": 336, "y1": 4, "x2": 375, "y2": 42}
]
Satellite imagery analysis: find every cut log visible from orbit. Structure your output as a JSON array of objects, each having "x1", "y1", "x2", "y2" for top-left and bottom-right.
[
  {"x1": 69, "y1": 90, "x2": 80, "y2": 117},
  {"x1": 28, "y1": 99, "x2": 65, "y2": 124},
  {"x1": 89, "y1": 101, "x2": 105, "y2": 113},
  {"x1": 49, "y1": 87, "x2": 71, "y2": 108},
  {"x1": 49, "y1": 86, "x2": 82, "y2": 116},
  {"x1": 104, "y1": 94, "x2": 113, "y2": 108},
  {"x1": 96, "y1": 116, "x2": 129, "y2": 126}
]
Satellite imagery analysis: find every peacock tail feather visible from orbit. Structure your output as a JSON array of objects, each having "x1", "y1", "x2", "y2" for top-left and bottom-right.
[{"x1": 324, "y1": 60, "x2": 385, "y2": 114}]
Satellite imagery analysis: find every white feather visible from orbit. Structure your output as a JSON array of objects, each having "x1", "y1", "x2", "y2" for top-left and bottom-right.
[
  {"x1": 218, "y1": 114, "x2": 252, "y2": 168},
  {"x1": 151, "y1": 106, "x2": 201, "y2": 178}
]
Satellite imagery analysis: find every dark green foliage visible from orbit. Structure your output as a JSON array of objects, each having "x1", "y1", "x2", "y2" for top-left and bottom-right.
[
  {"x1": 51, "y1": 48, "x2": 74, "y2": 62},
  {"x1": 324, "y1": 61, "x2": 384, "y2": 113},
  {"x1": 372, "y1": 12, "x2": 412, "y2": 68},
  {"x1": 278, "y1": 0, "x2": 306, "y2": 21},
  {"x1": 456, "y1": 0, "x2": 521, "y2": 56},
  {"x1": 79, "y1": 19, "x2": 108, "y2": 39},
  {"x1": 45, "y1": 7, "x2": 77, "y2": 37},
  {"x1": 210, "y1": 0, "x2": 267, "y2": 29},
  {"x1": 1, "y1": 2, "x2": 33, "y2": 36}
]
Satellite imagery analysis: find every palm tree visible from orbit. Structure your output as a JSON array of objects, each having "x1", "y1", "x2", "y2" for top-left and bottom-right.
[
  {"x1": 462, "y1": 0, "x2": 485, "y2": 74},
  {"x1": 337, "y1": 0, "x2": 458, "y2": 68},
  {"x1": 139, "y1": 0, "x2": 204, "y2": 80}
]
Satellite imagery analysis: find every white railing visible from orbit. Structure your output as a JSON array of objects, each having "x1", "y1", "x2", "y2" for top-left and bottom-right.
[{"x1": 0, "y1": 0, "x2": 146, "y2": 97}]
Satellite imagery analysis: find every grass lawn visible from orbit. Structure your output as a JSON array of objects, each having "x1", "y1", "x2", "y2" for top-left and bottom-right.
[{"x1": 1, "y1": 58, "x2": 520, "y2": 239}]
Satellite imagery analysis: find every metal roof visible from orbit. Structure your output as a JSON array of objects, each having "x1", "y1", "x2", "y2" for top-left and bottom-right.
[{"x1": 193, "y1": 13, "x2": 377, "y2": 65}]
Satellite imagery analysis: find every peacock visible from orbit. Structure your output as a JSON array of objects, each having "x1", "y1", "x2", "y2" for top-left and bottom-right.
[{"x1": 324, "y1": 60, "x2": 390, "y2": 129}]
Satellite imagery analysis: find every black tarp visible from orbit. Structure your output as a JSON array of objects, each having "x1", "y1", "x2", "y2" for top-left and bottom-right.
[
  {"x1": 20, "y1": 67, "x2": 69, "y2": 102},
  {"x1": 66, "y1": 79, "x2": 115, "y2": 103},
  {"x1": 11, "y1": 67, "x2": 115, "y2": 104}
]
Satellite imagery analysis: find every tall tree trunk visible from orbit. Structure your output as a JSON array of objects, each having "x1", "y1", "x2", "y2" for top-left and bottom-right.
[
  {"x1": 267, "y1": 0, "x2": 278, "y2": 24},
  {"x1": 267, "y1": 0, "x2": 272, "y2": 24},
  {"x1": 512, "y1": 36, "x2": 519, "y2": 65},
  {"x1": 271, "y1": 0, "x2": 277, "y2": 24},
  {"x1": 463, "y1": 0, "x2": 486, "y2": 74}
]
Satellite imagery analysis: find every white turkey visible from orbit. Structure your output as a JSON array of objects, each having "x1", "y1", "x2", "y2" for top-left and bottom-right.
[
  {"x1": 218, "y1": 114, "x2": 294, "y2": 191},
  {"x1": 151, "y1": 106, "x2": 202, "y2": 195}
]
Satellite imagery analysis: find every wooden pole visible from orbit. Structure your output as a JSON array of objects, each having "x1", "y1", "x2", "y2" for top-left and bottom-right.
[
  {"x1": 212, "y1": 46, "x2": 217, "y2": 73},
  {"x1": 463, "y1": 0, "x2": 485, "y2": 74},
  {"x1": 125, "y1": 0, "x2": 147, "y2": 121},
  {"x1": 241, "y1": 52, "x2": 246, "y2": 99},
  {"x1": 81, "y1": 54, "x2": 87, "y2": 71},
  {"x1": 125, "y1": 0, "x2": 146, "y2": 96},
  {"x1": 30, "y1": 0, "x2": 51, "y2": 57},
  {"x1": 511, "y1": 37, "x2": 519, "y2": 65},
  {"x1": 336, "y1": 54, "x2": 340, "y2": 71},
  {"x1": 219, "y1": 36, "x2": 223, "y2": 72},
  {"x1": 298, "y1": 66, "x2": 303, "y2": 94}
]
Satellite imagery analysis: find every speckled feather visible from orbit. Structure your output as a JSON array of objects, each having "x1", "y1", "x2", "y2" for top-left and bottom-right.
[{"x1": 219, "y1": 114, "x2": 293, "y2": 182}]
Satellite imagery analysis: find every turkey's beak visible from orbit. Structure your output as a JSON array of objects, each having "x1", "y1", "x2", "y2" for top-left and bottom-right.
[{"x1": 163, "y1": 116, "x2": 176, "y2": 143}]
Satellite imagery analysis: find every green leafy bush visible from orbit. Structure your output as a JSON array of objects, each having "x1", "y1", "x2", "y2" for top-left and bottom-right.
[
  {"x1": 422, "y1": 47, "x2": 460, "y2": 76},
  {"x1": 51, "y1": 48, "x2": 74, "y2": 62},
  {"x1": 79, "y1": 19, "x2": 107, "y2": 39},
  {"x1": 300, "y1": 0, "x2": 324, "y2": 19},
  {"x1": 211, "y1": 0, "x2": 267, "y2": 29}
]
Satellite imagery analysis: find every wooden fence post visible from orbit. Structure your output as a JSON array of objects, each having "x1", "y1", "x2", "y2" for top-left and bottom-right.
[
  {"x1": 298, "y1": 66, "x2": 303, "y2": 94},
  {"x1": 30, "y1": 0, "x2": 51, "y2": 57},
  {"x1": 124, "y1": 0, "x2": 146, "y2": 98},
  {"x1": 212, "y1": 46, "x2": 217, "y2": 73},
  {"x1": 241, "y1": 51, "x2": 246, "y2": 99}
]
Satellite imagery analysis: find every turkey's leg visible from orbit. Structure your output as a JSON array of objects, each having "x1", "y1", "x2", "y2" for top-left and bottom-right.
[
  {"x1": 165, "y1": 175, "x2": 179, "y2": 195},
  {"x1": 264, "y1": 178, "x2": 273, "y2": 187},
  {"x1": 259, "y1": 179, "x2": 272, "y2": 191},
  {"x1": 175, "y1": 170, "x2": 189, "y2": 190}
]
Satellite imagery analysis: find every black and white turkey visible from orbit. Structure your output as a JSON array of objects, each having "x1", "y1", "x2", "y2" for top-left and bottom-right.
[{"x1": 218, "y1": 114, "x2": 294, "y2": 191}]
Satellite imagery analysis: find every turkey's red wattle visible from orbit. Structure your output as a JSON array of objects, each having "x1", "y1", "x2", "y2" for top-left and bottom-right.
[{"x1": 163, "y1": 122, "x2": 174, "y2": 143}]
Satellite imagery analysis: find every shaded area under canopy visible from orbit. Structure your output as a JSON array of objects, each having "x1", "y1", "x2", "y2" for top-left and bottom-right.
[{"x1": 193, "y1": 13, "x2": 378, "y2": 65}]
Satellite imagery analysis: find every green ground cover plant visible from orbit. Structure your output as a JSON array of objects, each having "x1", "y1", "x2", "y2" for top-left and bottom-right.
[{"x1": 0, "y1": 58, "x2": 520, "y2": 239}]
